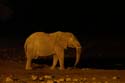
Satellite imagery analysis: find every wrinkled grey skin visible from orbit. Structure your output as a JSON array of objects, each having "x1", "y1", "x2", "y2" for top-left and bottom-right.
[{"x1": 24, "y1": 31, "x2": 81, "y2": 70}]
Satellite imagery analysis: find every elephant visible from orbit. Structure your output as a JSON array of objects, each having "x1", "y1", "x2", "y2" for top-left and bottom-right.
[{"x1": 24, "y1": 31, "x2": 82, "y2": 70}]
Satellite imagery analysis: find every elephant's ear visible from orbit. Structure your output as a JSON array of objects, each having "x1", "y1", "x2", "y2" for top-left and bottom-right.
[
  {"x1": 57, "y1": 36, "x2": 68, "y2": 49},
  {"x1": 54, "y1": 32, "x2": 68, "y2": 49}
]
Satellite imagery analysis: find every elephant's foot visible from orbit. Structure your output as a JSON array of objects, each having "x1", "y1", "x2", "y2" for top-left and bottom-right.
[
  {"x1": 59, "y1": 67, "x2": 65, "y2": 70},
  {"x1": 25, "y1": 66, "x2": 32, "y2": 70},
  {"x1": 50, "y1": 66, "x2": 55, "y2": 70}
]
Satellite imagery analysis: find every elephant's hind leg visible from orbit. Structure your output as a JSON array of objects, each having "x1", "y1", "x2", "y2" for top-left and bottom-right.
[
  {"x1": 26, "y1": 58, "x2": 32, "y2": 70},
  {"x1": 50, "y1": 54, "x2": 58, "y2": 70}
]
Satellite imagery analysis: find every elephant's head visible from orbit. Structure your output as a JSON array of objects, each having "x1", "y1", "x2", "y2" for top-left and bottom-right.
[
  {"x1": 66, "y1": 32, "x2": 81, "y2": 66},
  {"x1": 53, "y1": 31, "x2": 82, "y2": 66}
]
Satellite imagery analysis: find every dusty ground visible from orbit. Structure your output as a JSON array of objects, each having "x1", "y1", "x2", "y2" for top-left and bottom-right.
[
  {"x1": 0, "y1": 48, "x2": 125, "y2": 83},
  {"x1": 0, "y1": 59, "x2": 125, "y2": 83}
]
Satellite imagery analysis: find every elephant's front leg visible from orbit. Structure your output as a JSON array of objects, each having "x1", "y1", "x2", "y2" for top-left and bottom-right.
[
  {"x1": 56, "y1": 48, "x2": 65, "y2": 70},
  {"x1": 50, "y1": 55, "x2": 58, "y2": 70},
  {"x1": 26, "y1": 58, "x2": 32, "y2": 70}
]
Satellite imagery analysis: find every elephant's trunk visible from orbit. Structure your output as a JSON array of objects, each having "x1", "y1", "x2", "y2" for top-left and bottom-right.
[{"x1": 74, "y1": 46, "x2": 81, "y2": 66}]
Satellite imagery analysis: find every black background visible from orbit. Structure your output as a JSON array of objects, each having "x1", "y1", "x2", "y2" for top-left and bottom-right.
[{"x1": 0, "y1": 0, "x2": 125, "y2": 67}]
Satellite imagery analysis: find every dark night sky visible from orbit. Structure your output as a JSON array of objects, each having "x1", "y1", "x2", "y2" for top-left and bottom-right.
[
  {"x1": 0, "y1": 0, "x2": 125, "y2": 64},
  {"x1": 0, "y1": 1, "x2": 125, "y2": 38},
  {"x1": 0, "y1": 1, "x2": 125, "y2": 42}
]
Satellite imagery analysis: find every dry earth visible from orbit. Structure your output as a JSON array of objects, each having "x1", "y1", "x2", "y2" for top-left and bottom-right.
[
  {"x1": 0, "y1": 59, "x2": 125, "y2": 83},
  {"x1": 0, "y1": 47, "x2": 125, "y2": 83}
]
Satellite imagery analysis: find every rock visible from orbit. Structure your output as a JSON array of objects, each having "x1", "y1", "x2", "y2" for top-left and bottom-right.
[
  {"x1": 39, "y1": 76, "x2": 44, "y2": 81},
  {"x1": 79, "y1": 82, "x2": 84, "y2": 83},
  {"x1": 5, "y1": 76, "x2": 14, "y2": 82},
  {"x1": 65, "y1": 75, "x2": 69, "y2": 77},
  {"x1": 47, "y1": 80, "x2": 54, "y2": 83},
  {"x1": 92, "y1": 77, "x2": 96, "y2": 80},
  {"x1": 58, "y1": 78, "x2": 65, "y2": 82},
  {"x1": 72, "y1": 78, "x2": 79, "y2": 81},
  {"x1": 44, "y1": 75, "x2": 53, "y2": 79},
  {"x1": 31, "y1": 75, "x2": 38, "y2": 81},
  {"x1": 65, "y1": 77, "x2": 72, "y2": 81},
  {"x1": 40, "y1": 81, "x2": 46, "y2": 83},
  {"x1": 53, "y1": 79, "x2": 59, "y2": 83},
  {"x1": 112, "y1": 76, "x2": 120, "y2": 80},
  {"x1": 82, "y1": 77, "x2": 87, "y2": 81},
  {"x1": 91, "y1": 82, "x2": 97, "y2": 83},
  {"x1": 104, "y1": 81, "x2": 109, "y2": 83}
]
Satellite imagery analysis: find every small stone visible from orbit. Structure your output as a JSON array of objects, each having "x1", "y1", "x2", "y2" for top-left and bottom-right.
[
  {"x1": 83, "y1": 77, "x2": 87, "y2": 80},
  {"x1": 79, "y1": 82, "x2": 84, "y2": 83},
  {"x1": 58, "y1": 78, "x2": 65, "y2": 82},
  {"x1": 31, "y1": 75, "x2": 38, "y2": 81},
  {"x1": 54, "y1": 79, "x2": 59, "y2": 83},
  {"x1": 47, "y1": 80, "x2": 54, "y2": 83},
  {"x1": 104, "y1": 81, "x2": 108, "y2": 83},
  {"x1": 72, "y1": 78, "x2": 79, "y2": 81},
  {"x1": 92, "y1": 82, "x2": 97, "y2": 83},
  {"x1": 92, "y1": 77, "x2": 96, "y2": 80},
  {"x1": 39, "y1": 76, "x2": 44, "y2": 81},
  {"x1": 84, "y1": 81, "x2": 89, "y2": 83},
  {"x1": 44, "y1": 75, "x2": 53, "y2": 79},
  {"x1": 112, "y1": 76, "x2": 120, "y2": 80},
  {"x1": 97, "y1": 82, "x2": 102, "y2": 83},
  {"x1": 65, "y1": 77, "x2": 72, "y2": 81},
  {"x1": 40, "y1": 81, "x2": 46, "y2": 83},
  {"x1": 5, "y1": 77, "x2": 13, "y2": 82},
  {"x1": 102, "y1": 76, "x2": 107, "y2": 79},
  {"x1": 65, "y1": 75, "x2": 69, "y2": 77}
]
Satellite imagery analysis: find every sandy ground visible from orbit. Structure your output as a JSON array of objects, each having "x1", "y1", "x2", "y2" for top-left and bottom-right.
[
  {"x1": 0, "y1": 59, "x2": 125, "y2": 83},
  {"x1": 0, "y1": 47, "x2": 125, "y2": 83}
]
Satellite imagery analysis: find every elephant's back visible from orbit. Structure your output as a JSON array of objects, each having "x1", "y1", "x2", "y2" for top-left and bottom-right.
[
  {"x1": 25, "y1": 32, "x2": 55, "y2": 56},
  {"x1": 26, "y1": 32, "x2": 51, "y2": 42},
  {"x1": 28, "y1": 32, "x2": 48, "y2": 39}
]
